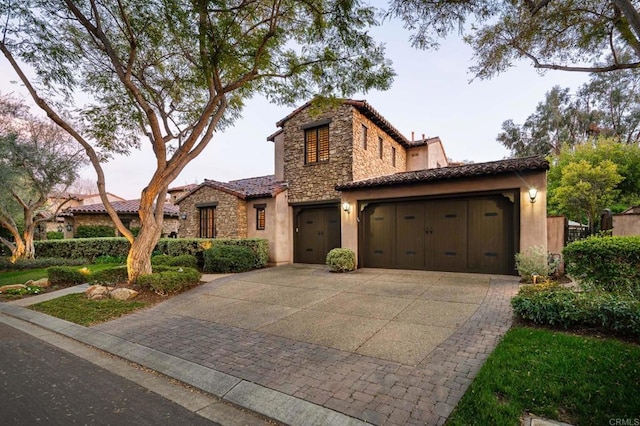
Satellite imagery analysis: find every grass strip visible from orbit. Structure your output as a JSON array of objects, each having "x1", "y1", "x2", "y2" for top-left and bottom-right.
[
  {"x1": 29, "y1": 293, "x2": 147, "y2": 326},
  {"x1": 447, "y1": 327, "x2": 640, "y2": 425}
]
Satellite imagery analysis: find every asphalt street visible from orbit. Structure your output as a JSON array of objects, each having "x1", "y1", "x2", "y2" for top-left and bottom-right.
[{"x1": 0, "y1": 322, "x2": 219, "y2": 425}]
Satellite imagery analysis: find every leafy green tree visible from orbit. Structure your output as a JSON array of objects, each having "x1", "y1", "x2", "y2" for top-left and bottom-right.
[
  {"x1": 552, "y1": 159, "x2": 623, "y2": 234},
  {"x1": 0, "y1": 0, "x2": 394, "y2": 282},
  {"x1": 548, "y1": 139, "x2": 640, "y2": 216},
  {"x1": 0, "y1": 95, "x2": 84, "y2": 262},
  {"x1": 389, "y1": 1, "x2": 640, "y2": 77}
]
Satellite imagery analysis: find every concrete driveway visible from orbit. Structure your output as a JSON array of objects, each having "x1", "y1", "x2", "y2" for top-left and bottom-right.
[
  {"x1": 166, "y1": 265, "x2": 490, "y2": 366},
  {"x1": 91, "y1": 264, "x2": 519, "y2": 425}
]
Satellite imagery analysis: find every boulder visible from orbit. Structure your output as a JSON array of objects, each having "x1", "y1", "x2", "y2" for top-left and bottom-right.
[
  {"x1": 31, "y1": 278, "x2": 51, "y2": 288},
  {"x1": 85, "y1": 285, "x2": 109, "y2": 300},
  {"x1": 0, "y1": 284, "x2": 26, "y2": 293},
  {"x1": 109, "y1": 288, "x2": 139, "y2": 301}
]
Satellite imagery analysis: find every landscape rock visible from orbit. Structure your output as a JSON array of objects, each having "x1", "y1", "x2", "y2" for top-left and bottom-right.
[
  {"x1": 109, "y1": 288, "x2": 139, "y2": 301},
  {"x1": 85, "y1": 285, "x2": 109, "y2": 300},
  {"x1": 0, "y1": 284, "x2": 26, "y2": 293},
  {"x1": 32, "y1": 278, "x2": 51, "y2": 288}
]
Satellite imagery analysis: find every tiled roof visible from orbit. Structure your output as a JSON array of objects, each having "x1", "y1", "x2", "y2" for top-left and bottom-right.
[
  {"x1": 49, "y1": 192, "x2": 124, "y2": 201},
  {"x1": 178, "y1": 175, "x2": 288, "y2": 203},
  {"x1": 274, "y1": 99, "x2": 411, "y2": 148},
  {"x1": 65, "y1": 199, "x2": 179, "y2": 216},
  {"x1": 168, "y1": 184, "x2": 198, "y2": 193},
  {"x1": 406, "y1": 136, "x2": 442, "y2": 147},
  {"x1": 336, "y1": 156, "x2": 549, "y2": 190}
]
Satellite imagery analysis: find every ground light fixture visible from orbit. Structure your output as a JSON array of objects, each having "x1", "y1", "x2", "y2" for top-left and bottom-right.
[{"x1": 528, "y1": 187, "x2": 538, "y2": 204}]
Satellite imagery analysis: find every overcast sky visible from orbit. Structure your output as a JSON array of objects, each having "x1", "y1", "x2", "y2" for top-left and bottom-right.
[{"x1": 0, "y1": 5, "x2": 590, "y2": 200}]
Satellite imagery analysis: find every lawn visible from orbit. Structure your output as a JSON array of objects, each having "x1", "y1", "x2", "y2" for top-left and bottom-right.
[
  {"x1": 447, "y1": 327, "x2": 640, "y2": 425},
  {"x1": 0, "y1": 263, "x2": 122, "y2": 286},
  {"x1": 29, "y1": 293, "x2": 148, "y2": 326}
]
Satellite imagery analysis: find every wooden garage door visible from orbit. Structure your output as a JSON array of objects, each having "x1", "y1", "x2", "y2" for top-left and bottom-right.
[
  {"x1": 362, "y1": 196, "x2": 514, "y2": 274},
  {"x1": 294, "y1": 206, "x2": 341, "y2": 264}
]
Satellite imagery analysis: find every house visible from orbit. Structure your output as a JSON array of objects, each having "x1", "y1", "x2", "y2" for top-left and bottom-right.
[
  {"x1": 43, "y1": 192, "x2": 126, "y2": 235},
  {"x1": 62, "y1": 199, "x2": 180, "y2": 238},
  {"x1": 177, "y1": 99, "x2": 548, "y2": 274},
  {"x1": 167, "y1": 184, "x2": 198, "y2": 205}
]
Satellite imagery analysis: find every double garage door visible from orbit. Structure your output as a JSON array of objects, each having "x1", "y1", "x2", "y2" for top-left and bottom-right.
[{"x1": 362, "y1": 195, "x2": 516, "y2": 274}]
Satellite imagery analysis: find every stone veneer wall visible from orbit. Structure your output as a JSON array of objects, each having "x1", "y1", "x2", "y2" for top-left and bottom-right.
[
  {"x1": 351, "y1": 109, "x2": 407, "y2": 181},
  {"x1": 177, "y1": 186, "x2": 247, "y2": 238},
  {"x1": 283, "y1": 104, "x2": 354, "y2": 203}
]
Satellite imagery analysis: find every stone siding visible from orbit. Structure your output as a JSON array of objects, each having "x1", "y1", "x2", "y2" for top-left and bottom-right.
[
  {"x1": 283, "y1": 104, "x2": 354, "y2": 203},
  {"x1": 177, "y1": 186, "x2": 246, "y2": 238},
  {"x1": 352, "y1": 109, "x2": 407, "y2": 181}
]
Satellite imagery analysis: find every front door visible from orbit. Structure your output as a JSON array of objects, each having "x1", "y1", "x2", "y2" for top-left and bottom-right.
[{"x1": 294, "y1": 206, "x2": 341, "y2": 264}]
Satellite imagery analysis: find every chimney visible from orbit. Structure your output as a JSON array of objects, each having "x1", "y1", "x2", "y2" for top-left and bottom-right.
[
  {"x1": 422, "y1": 133, "x2": 425, "y2": 142},
  {"x1": 411, "y1": 131, "x2": 414, "y2": 142}
]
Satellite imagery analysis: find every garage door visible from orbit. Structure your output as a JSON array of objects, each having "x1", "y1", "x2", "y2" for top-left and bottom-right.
[
  {"x1": 362, "y1": 196, "x2": 514, "y2": 274},
  {"x1": 294, "y1": 205, "x2": 341, "y2": 264}
]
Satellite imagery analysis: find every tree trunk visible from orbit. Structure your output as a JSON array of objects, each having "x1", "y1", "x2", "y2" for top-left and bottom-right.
[
  {"x1": 126, "y1": 224, "x2": 162, "y2": 284},
  {"x1": 9, "y1": 238, "x2": 26, "y2": 263}
]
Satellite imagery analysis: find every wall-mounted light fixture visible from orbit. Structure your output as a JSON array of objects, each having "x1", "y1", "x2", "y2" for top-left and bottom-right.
[
  {"x1": 528, "y1": 187, "x2": 538, "y2": 204},
  {"x1": 57, "y1": 225, "x2": 64, "y2": 233},
  {"x1": 342, "y1": 202, "x2": 351, "y2": 213},
  {"x1": 180, "y1": 213, "x2": 187, "y2": 220},
  {"x1": 66, "y1": 224, "x2": 73, "y2": 232}
]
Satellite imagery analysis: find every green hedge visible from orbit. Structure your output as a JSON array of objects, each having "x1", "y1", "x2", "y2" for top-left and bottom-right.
[
  {"x1": 151, "y1": 254, "x2": 198, "y2": 268},
  {"x1": 203, "y1": 245, "x2": 255, "y2": 273},
  {"x1": 46, "y1": 231, "x2": 64, "y2": 240},
  {"x1": 76, "y1": 225, "x2": 115, "y2": 238},
  {"x1": 512, "y1": 285, "x2": 640, "y2": 336},
  {"x1": 0, "y1": 257, "x2": 89, "y2": 270},
  {"x1": 563, "y1": 236, "x2": 640, "y2": 297},
  {"x1": 35, "y1": 237, "x2": 269, "y2": 267},
  {"x1": 137, "y1": 267, "x2": 201, "y2": 294},
  {"x1": 88, "y1": 266, "x2": 128, "y2": 285},
  {"x1": 326, "y1": 248, "x2": 356, "y2": 272},
  {"x1": 47, "y1": 266, "x2": 89, "y2": 286}
]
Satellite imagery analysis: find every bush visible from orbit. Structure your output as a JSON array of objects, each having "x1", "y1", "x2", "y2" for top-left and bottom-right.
[
  {"x1": 515, "y1": 246, "x2": 558, "y2": 283},
  {"x1": 203, "y1": 245, "x2": 255, "y2": 273},
  {"x1": 326, "y1": 248, "x2": 356, "y2": 272},
  {"x1": 48, "y1": 266, "x2": 90, "y2": 286},
  {"x1": 88, "y1": 266, "x2": 128, "y2": 285},
  {"x1": 0, "y1": 257, "x2": 89, "y2": 270},
  {"x1": 151, "y1": 254, "x2": 198, "y2": 268},
  {"x1": 94, "y1": 254, "x2": 126, "y2": 264},
  {"x1": 35, "y1": 238, "x2": 131, "y2": 261},
  {"x1": 46, "y1": 231, "x2": 64, "y2": 240},
  {"x1": 137, "y1": 267, "x2": 201, "y2": 295},
  {"x1": 512, "y1": 286, "x2": 640, "y2": 335},
  {"x1": 76, "y1": 225, "x2": 115, "y2": 238},
  {"x1": 1, "y1": 285, "x2": 44, "y2": 298},
  {"x1": 563, "y1": 236, "x2": 640, "y2": 297}
]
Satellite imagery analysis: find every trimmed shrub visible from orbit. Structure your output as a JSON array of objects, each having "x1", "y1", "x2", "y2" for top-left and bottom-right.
[
  {"x1": 512, "y1": 286, "x2": 640, "y2": 335},
  {"x1": 88, "y1": 266, "x2": 128, "y2": 285},
  {"x1": 151, "y1": 254, "x2": 198, "y2": 268},
  {"x1": 203, "y1": 245, "x2": 255, "y2": 273},
  {"x1": 94, "y1": 254, "x2": 126, "y2": 264},
  {"x1": 563, "y1": 236, "x2": 640, "y2": 297},
  {"x1": 515, "y1": 245, "x2": 558, "y2": 283},
  {"x1": 35, "y1": 238, "x2": 131, "y2": 261},
  {"x1": 0, "y1": 257, "x2": 89, "y2": 270},
  {"x1": 46, "y1": 231, "x2": 64, "y2": 240},
  {"x1": 137, "y1": 267, "x2": 201, "y2": 295},
  {"x1": 326, "y1": 248, "x2": 356, "y2": 272},
  {"x1": 48, "y1": 266, "x2": 90, "y2": 286},
  {"x1": 76, "y1": 225, "x2": 115, "y2": 238}
]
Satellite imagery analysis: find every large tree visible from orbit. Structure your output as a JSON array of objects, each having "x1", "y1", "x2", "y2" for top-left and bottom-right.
[
  {"x1": 0, "y1": 95, "x2": 84, "y2": 262},
  {"x1": 389, "y1": 1, "x2": 640, "y2": 77},
  {"x1": 0, "y1": 0, "x2": 394, "y2": 282}
]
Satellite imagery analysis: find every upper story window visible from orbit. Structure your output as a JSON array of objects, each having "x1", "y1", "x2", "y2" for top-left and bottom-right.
[
  {"x1": 361, "y1": 124, "x2": 368, "y2": 150},
  {"x1": 305, "y1": 125, "x2": 329, "y2": 164},
  {"x1": 392, "y1": 147, "x2": 397, "y2": 167},
  {"x1": 378, "y1": 136, "x2": 383, "y2": 159}
]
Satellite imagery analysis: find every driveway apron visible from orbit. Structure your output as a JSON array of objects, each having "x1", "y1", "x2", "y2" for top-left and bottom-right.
[{"x1": 92, "y1": 265, "x2": 519, "y2": 425}]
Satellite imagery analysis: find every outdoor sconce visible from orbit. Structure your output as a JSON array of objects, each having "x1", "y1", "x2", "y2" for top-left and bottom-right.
[
  {"x1": 528, "y1": 187, "x2": 538, "y2": 204},
  {"x1": 66, "y1": 224, "x2": 72, "y2": 232},
  {"x1": 180, "y1": 213, "x2": 187, "y2": 220},
  {"x1": 342, "y1": 202, "x2": 351, "y2": 213}
]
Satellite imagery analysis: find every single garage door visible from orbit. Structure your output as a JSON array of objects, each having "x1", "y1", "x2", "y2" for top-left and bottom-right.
[
  {"x1": 362, "y1": 195, "x2": 515, "y2": 274},
  {"x1": 294, "y1": 205, "x2": 341, "y2": 264}
]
